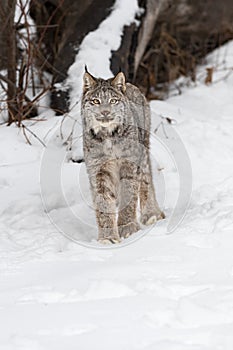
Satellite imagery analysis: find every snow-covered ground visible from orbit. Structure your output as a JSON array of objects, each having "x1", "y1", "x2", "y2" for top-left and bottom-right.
[{"x1": 1, "y1": 1, "x2": 233, "y2": 348}]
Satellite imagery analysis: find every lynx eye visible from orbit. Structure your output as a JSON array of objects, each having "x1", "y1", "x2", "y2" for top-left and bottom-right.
[
  {"x1": 92, "y1": 98, "x2": 101, "y2": 105},
  {"x1": 110, "y1": 98, "x2": 118, "y2": 104}
]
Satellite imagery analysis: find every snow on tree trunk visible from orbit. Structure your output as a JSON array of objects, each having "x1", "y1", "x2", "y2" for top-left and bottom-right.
[
  {"x1": 1, "y1": 0, "x2": 232, "y2": 114},
  {"x1": 29, "y1": 0, "x2": 115, "y2": 114}
]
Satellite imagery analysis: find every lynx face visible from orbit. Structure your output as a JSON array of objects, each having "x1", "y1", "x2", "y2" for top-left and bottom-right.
[{"x1": 81, "y1": 72, "x2": 127, "y2": 136}]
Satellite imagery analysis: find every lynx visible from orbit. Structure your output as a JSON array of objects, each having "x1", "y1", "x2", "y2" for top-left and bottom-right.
[{"x1": 81, "y1": 69, "x2": 165, "y2": 244}]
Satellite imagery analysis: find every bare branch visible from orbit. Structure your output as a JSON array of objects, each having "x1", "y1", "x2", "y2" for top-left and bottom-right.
[{"x1": 21, "y1": 123, "x2": 46, "y2": 147}]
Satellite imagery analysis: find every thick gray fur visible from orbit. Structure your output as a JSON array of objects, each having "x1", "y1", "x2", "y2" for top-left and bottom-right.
[{"x1": 81, "y1": 71, "x2": 165, "y2": 244}]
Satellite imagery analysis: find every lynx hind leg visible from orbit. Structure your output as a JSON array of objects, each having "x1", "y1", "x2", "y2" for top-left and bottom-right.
[
  {"x1": 139, "y1": 166, "x2": 165, "y2": 226},
  {"x1": 118, "y1": 212, "x2": 140, "y2": 240},
  {"x1": 93, "y1": 164, "x2": 121, "y2": 244},
  {"x1": 117, "y1": 161, "x2": 140, "y2": 238}
]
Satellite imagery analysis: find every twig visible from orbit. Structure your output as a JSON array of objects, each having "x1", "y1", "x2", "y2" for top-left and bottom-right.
[
  {"x1": 153, "y1": 112, "x2": 177, "y2": 139},
  {"x1": 60, "y1": 98, "x2": 81, "y2": 139},
  {"x1": 21, "y1": 123, "x2": 46, "y2": 147},
  {"x1": 22, "y1": 123, "x2": 32, "y2": 145}
]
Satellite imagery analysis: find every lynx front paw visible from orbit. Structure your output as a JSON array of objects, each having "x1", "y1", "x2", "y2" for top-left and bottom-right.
[
  {"x1": 140, "y1": 210, "x2": 165, "y2": 226},
  {"x1": 98, "y1": 228, "x2": 121, "y2": 244},
  {"x1": 98, "y1": 237, "x2": 121, "y2": 244},
  {"x1": 157, "y1": 210, "x2": 165, "y2": 220},
  {"x1": 118, "y1": 221, "x2": 140, "y2": 239}
]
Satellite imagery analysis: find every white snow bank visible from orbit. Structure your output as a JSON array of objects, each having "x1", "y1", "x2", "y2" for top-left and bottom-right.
[
  {"x1": 0, "y1": 2, "x2": 233, "y2": 348},
  {"x1": 67, "y1": 0, "x2": 140, "y2": 104}
]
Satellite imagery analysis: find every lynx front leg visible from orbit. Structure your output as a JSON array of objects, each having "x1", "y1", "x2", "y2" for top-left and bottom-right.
[
  {"x1": 117, "y1": 161, "x2": 140, "y2": 238},
  {"x1": 139, "y1": 157, "x2": 165, "y2": 225},
  {"x1": 92, "y1": 164, "x2": 121, "y2": 244}
]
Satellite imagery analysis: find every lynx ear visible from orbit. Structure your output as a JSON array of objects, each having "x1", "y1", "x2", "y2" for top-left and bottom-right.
[
  {"x1": 111, "y1": 72, "x2": 126, "y2": 92},
  {"x1": 83, "y1": 69, "x2": 97, "y2": 92}
]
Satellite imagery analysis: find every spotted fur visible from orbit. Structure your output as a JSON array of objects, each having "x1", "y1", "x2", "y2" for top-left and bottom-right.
[{"x1": 81, "y1": 71, "x2": 164, "y2": 243}]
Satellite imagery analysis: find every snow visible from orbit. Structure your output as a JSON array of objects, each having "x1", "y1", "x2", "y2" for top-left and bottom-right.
[
  {"x1": 67, "y1": 0, "x2": 140, "y2": 99},
  {"x1": 1, "y1": 1, "x2": 233, "y2": 348}
]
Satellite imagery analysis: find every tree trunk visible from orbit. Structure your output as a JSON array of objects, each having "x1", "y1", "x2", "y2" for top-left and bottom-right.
[
  {"x1": 133, "y1": 0, "x2": 167, "y2": 78},
  {"x1": 0, "y1": 0, "x2": 17, "y2": 124}
]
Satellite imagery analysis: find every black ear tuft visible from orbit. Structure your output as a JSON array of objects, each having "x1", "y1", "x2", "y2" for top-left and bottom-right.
[{"x1": 83, "y1": 68, "x2": 97, "y2": 93}]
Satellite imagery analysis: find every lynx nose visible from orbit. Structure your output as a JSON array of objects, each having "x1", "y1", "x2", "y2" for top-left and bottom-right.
[
  {"x1": 96, "y1": 109, "x2": 113, "y2": 122},
  {"x1": 101, "y1": 110, "x2": 110, "y2": 117}
]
